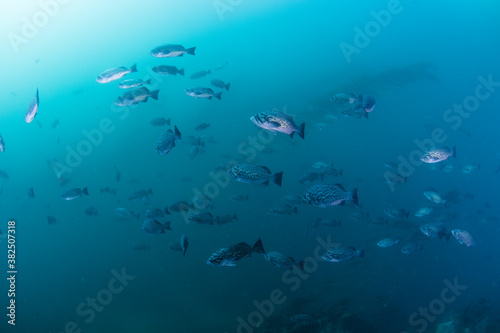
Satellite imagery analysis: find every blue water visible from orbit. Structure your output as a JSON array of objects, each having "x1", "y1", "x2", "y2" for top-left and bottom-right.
[{"x1": 1, "y1": 1, "x2": 500, "y2": 332}]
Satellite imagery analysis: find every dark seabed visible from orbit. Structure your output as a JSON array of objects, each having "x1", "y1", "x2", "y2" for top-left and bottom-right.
[{"x1": 1, "y1": 1, "x2": 500, "y2": 332}]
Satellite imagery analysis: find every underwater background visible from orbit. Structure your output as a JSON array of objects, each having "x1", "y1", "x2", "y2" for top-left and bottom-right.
[{"x1": 1, "y1": 0, "x2": 500, "y2": 332}]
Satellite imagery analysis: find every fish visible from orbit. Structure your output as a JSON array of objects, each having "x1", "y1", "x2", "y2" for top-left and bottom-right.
[
  {"x1": 250, "y1": 110, "x2": 305, "y2": 139},
  {"x1": 350, "y1": 211, "x2": 370, "y2": 222},
  {"x1": 84, "y1": 206, "x2": 98, "y2": 216},
  {"x1": 451, "y1": 229, "x2": 476, "y2": 247},
  {"x1": 156, "y1": 126, "x2": 181, "y2": 155},
  {"x1": 401, "y1": 242, "x2": 424, "y2": 254},
  {"x1": 384, "y1": 207, "x2": 410, "y2": 219},
  {"x1": 461, "y1": 164, "x2": 480, "y2": 174},
  {"x1": 100, "y1": 187, "x2": 117, "y2": 195},
  {"x1": 150, "y1": 44, "x2": 196, "y2": 58},
  {"x1": 190, "y1": 70, "x2": 211, "y2": 79},
  {"x1": 0, "y1": 134, "x2": 4, "y2": 152},
  {"x1": 331, "y1": 92, "x2": 357, "y2": 104},
  {"x1": 377, "y1": 238, "x2": 400, "y2": 248},
  {"x1": 0, "y1": 170, "x2": 10, "y2": 179},
  {"x1": 47, "y1": 216, "x2": 57, "y2": 225},
  {"x1": 227, "y1": 164, "x2": 283, "y2": 186},
  {"x1": 96, "y1": 64, "x2": 137, "y2": 83},
  {"x1": 312, "y1": 162, "x2": 332, "y2": 169},
  {"x1": 321, "y1": 246, "x2": 364, "y2": 262},
  {"x1": 383, "y1": 172, "x2": 407, "y2": 184},
  {"x1": 25, "y1": 88, "x2": 39, "y2": 123},
  {"x1": 282, "y1": 194, "x2": 304, "y2": 206},
  {"x1": 303, "y1": 184, "x2": 359, "y2": 208},
  {"x1": 152, "y1": 65, "x2": 184, "y2": 76},
  {"x1": 267, "y1": 204, "x2": 298, "y2": 216},
  {"x1": 321, "y1": 166, "x2": 343, "y2": 177},
  {"x1": 298, "y1": 171, "x2": 324, "y2": 184},
  {"x1": 185, "y1": 87, "x2": 222, "y2": 100},
  {"x1": 114, "y1": 208, "x2": 140, "y2": 220},
  {"x1": 312, "y1": 218, "x2": 341, "y2": 228},
  {"x1": 362, "y1": 95, "x2": 376, "y2": 112},
  {"x1": 207, "y1": 238, "x2": 265, "y2": 266},
  {"x1": 114, "y1": 87, "x2": 159, "y2": 106},
  {"x1": 28, "y1": 187, "x2": 35, "y2": 198},
  {"x1": 420, "y1": 222, "x2": 450, "y2": 240},
  {"x1": 210, "y1": 79, "x2": 230, "y2": 91},
  {"x1": 61, "y1": 187, "x2": 88, "y2": 200},
  {"x1": 228, "y1": 194, "x2": 249, "y2": 202},
  {"x1": 415, "y1": 207, "x2": 434, "y2": 217},
  {"x1": 150, "y1": 117, "x2": 171, "y2": 126},
  {"x1": 166, "y1": 201, "x2": 194, "y2": 213},
  {"x1": 188, "y1": 137, "x2": 203, "y2": 160},
  {"x1": 129, "y1": 188, "x2": 153, "y2": 202},
  {"x1": 145, "y1": 208, "x2": 167, "y2": 219},
  {"x1": 214, "y1": 62, "x2": 228, "y2": 71},
  {"x1": 264, "y1": 252, "x2": 304, "y2": 269},
  {"x1": 181, "y1": 234, "x2": 189, "y2": 256},
  {"x1": 217, "y1": 214, "x2": 238, "y2": 225},
  {"x1": 118, "y1": 79, "x2": 151, "y2": 89},
  {"x1": 195, "y1": 123, "x2": 210, "y2": 131},
  {"x1": 142, "y1": 219, "x2": 172, "y2": 236},
  {"x1": 188, "y1": 212, "x2": 217, "y2": 225},
  {"x1": 420, "y1": 146, "x2": 456, "y2": 163},
  {"x1": 424, "y1": 191, "x2": 446, "y2": 204}
]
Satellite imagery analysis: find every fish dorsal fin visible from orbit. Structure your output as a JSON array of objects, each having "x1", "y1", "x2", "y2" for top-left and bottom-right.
[
  {"x1": 333, "y1": 183, "x2": 346, "y2": 191},
  {"x1": 259, "y1": 166, "x2": 272, "y2": 173}
]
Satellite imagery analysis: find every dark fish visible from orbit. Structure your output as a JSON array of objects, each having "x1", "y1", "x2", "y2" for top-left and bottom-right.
[
  {"x1": 420, "y1": 222, "x2": 450, "y2": 240},
  {"x1": 298, "y1": 171, "x2": 324, "y2": 184},
  {"x1": 384, "y1": 207, "x2": 410, "y2": 219},
  {"x1": 190, "y1": 70, "x2": 211, "y2": 79},
  {"x1": 96, "y1": 64, "x2": 137, "y2": 83},
  {"x1": 451, "y1": 229, "x2": 476, "y2": 247},
  {"x1": 321, "y1": 246, "x2": 364, "y2": 262},
  {"x1": 25, "y1": 88, "x2": 39, "y2": 123},
  {"x1": 114, "y1": 208, "x2": 139, "y2": 220},
  {"x1": 100, "y1": 187, "x2": 117, "y2": 195},
  {"x1": 150, "y1": 117, "x2": 171, "y2": 126},
  {"x1": 265, "y1": 252, "x2": 304, "y2": 269},
  {"x1": 282, "y1": 194, "x2": 304, "y2": 206},
  {"x1": 0, "y1": 170, "x2": 9, "y2": 179},
  {"x1": 420, "y1": 146, "x2": 456, "y2": 163},
  {"x1": 150, "y1": 44, "x2": 196, "y2": 58},
  {"x1": 152, "y1": 65, "x2": 184, "y2": 76},
  {"x1": 47, "y1": 216, "x2": 57, "y2": 225},
  {"x1": 181, "y1": 234, "x2": 189, "y2": 256},
  {"x1": 114, "y1": 166, "x2": 121, "y2": 182},
  {"x1": 250, "y1": 110, "x2": 305, "y2": 139},
  {"x1": 0, "y1": 134, "x2": 4, "y2": 152},
  {"x1": 217, "y1": 214, "x2": 238, "y2": 225},
  {"x1": 166, "y1": 201, "x2": 194, "y2": 213},
  {"x1": 228, "y1": 194, "x2": 249, "y2": 202},
  {"x1": 303, "y1": 184, "x2": 359, "y2": 208},
  {"x1": 142, "y1": 219, "x2": 172, "y2": 236},
  {"x1": 188, "y1": 137, "x2": 203, "y2": 160},
  {"x1": 129, "y1": 188, "x2": 153, "y2": 202},
  {"x1": 61, "y1": 187, "x2": 88, "y2": 200},
  {"x1": 228, "y1": 164, "x2": 283, "y2": 186},
  {"x1": 213, "y1": 62, "x2": 228, "y2": 71},
  {"x1": 384, "y1": 172, "x2": 407, "y2": 184},
  {"x1": 401, "y1": 242, "x2": 424, "y2": 254},
  {"x1": 84, "y1": 206, "x2": 98, "y2": 216},
  {"x1": 188, "y1": 212, "x2": 216, "y2": 225},
  {"x1": 118, "y1": 79, "x2": 151, "y2": 89},
  {"x1": 145, "y1": 208, "x2": 166, "y2": 219},
  {"x1": 195, "y1": 123, "x2": 210, "y2": 131},
  {"x1": 28, "y1": 187, "x2": 35, "y2": 198},
  {"x1": 210, "y1": 79, "x2": 230, "y2": 91},
  {"x1": 267, "y1": 204, "x2": 298, "y2": 216},
  {"x1": 51, "y1": 119, "x2": 59, "y2": 129},
  {"x1": 331, "y1": 92, "x2": 357, "y2": 104},
  {"x1": 207, "y1": 238, "x2": 265, "y2": 266},
  {"x1": 156, "y1": 126, "x2": 181, "y2": 155},
  {"x1": 185, "y1": 87, "x2": 222, "y2": 100},
  {"x1": 114, "y1": 87, "x2": 159, "y2": 107}
]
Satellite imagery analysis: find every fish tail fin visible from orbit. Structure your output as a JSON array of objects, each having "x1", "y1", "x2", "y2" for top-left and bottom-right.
[
  {"x1": 233, "y1": 214, "x2": 238, "y2": 220},
  {"x1": 293, "y1": 206, "x2": 298, "y2": 214},
  {"x1": 351, "y1": 188, "x2": 359, "y2": 208},
  {"x1": 405, "y1": 210, "x2": 410, "y2": 219},
  {"x1": 82, "y1": 186, "x2": 89, "y2": 196},
  {"x1": 145, "y1": 79, "x2": 152, "y2": 85},
  {"x1": 185, "y1": 47, "x2": 196, "y2": 55},
  {"x1": 166, "y1": 118, "x2": 171, "y2": 126},
  {"x1": 147, "y1": 188, "x2": 153, "y2": 195},
  {"x1": 225, "y1": 83, "x2": 230, "y2": 91},
  {"x1": 179, "y1": 68, "x2": 185, "y2": 76},
  {"x1": 214, "y1": 91, "x2": 222, "y2": 100},
  {"x1": 150, "y1": 89, "x2": 160, "y2": 100},
  {"x1": 357, "y1": 248, "x2": 365, "y2": 259},
  {"x1": 252, "y1": 238, "x2": 265, "y2": 254},
  {"x1": 130, "y1": 64, "x2": 138, "y2": 73},
  {"x1": 339, "y1": 169, "x2": 344, "y2": 176},
  {"x1": 174, "y1": 126, "x2": 182, "y2": 140},
  {"x1": 273, "y1": 171, "x2": 283, "y2": 187},
  {"x1": 163, "y1": 207, "x2": 171, "y2": 215},
  {"x1": 297, "y1": 122, "x2": 305, "y2": 139},
  {"x1": 297, "y1": 260, "x2": 305, "y2": 271}
]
